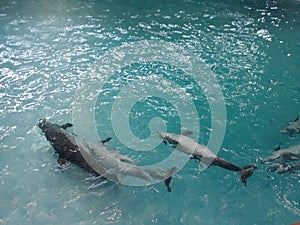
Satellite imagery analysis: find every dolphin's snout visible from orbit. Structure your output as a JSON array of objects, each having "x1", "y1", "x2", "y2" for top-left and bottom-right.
[
  {"x1": 157, "y1": 131, "x2": 168, "y2": 139},
  {"x1": 157, "y1": 131, "x2": 164, "y2": 138},
  {"x1": 38, "y1": 119, "x2": 44, "y2": 126},
  {"x1": 156, "y1": 131, "x2": 169, "y2": 145},
  {"x1": 38, "y1": 118, "x2": 48, "y2": 129}
]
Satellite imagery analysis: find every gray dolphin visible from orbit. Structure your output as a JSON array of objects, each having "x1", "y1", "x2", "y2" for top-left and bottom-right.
[
  {"x1": 260, "y1": 145, "x2": 300, "y2": 174},
  {"x1": 38, "y1": 119, "x2": 176, "y2": 191},
  {"x1": 261, "y1": 145, "x2": 300, "y2": 163},
  {"x1": 267, "y1": 162, "x2": 300, "y2": 174},
  {"x1": 279, "y1": 115, "x2": 300, "y2": 137},
  {"x1": 157, "y1": 131, "x2": 256, "y2": 185}
]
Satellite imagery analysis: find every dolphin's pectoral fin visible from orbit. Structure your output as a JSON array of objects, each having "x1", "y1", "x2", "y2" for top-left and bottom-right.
[
  {"x1": 100, "y1": 137, "x2": 112, "y2": 145},
  {"x1": 164, "y1": 176, "x2": 172, "y2": 192},
  {"x1": 61, "y1": 123, "x2": 73, "y2": 129},
  {"x1": 163, "y1": 140, "x2": 167, "y2": 145},
  {"x1": 181, "y1": 130, "x2": 193, "y2": 136}
]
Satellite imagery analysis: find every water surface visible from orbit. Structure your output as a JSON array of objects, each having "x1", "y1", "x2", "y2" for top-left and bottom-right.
[{"x1": 1, "y1": 0, "x2": 300, "y2": 224}]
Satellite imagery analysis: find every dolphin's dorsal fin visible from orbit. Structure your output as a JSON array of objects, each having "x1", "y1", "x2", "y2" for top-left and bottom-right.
[
  {"x1": 294, "y1": 115, "x2": 299, "y2": 122},
  {"x1": 273, "y1": 145, "x2": 281, "y2": 151},
  {"x1": 181, "y1": 130, "x2": 193, "y2": 136},
  {"x1": 61, "y1": 123, "x2": 73, "y2": 129}
]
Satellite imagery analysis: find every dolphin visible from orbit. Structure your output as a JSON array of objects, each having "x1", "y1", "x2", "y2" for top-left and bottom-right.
[
  {"x1": 157, "y1": 131, "x2": 257, "y2": 185},
  {"x1": 260, "y1": 145, "x2": 300, "y2": 163},
  {"x1": 267, "y1": 162, "x2": 300, "y2": 174},
  {"x1": 279, "y1": 115, "x2": 300, "y2": 137},
  {"x1": 261, "y1": 145, "x2": 300, "y2": 174},
  {"x1": 38, "y1": 119, "x2": 176, "y2": 191},
  {"x1": 260, "y1": 145, "x2": 300, "y2": 174},
  {"x1": 38, "y1": 119, "x2": 100, "y2": 175}
]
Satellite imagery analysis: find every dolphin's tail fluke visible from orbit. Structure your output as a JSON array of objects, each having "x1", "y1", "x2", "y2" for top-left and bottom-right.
[{"x1": 239, "y1": 165, "x2": 257, "y2": 186}]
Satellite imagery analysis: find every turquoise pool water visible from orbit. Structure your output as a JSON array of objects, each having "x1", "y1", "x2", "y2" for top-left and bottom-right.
[{"x1": 1, "y1": 0, "x2": 300, "y2": 224}]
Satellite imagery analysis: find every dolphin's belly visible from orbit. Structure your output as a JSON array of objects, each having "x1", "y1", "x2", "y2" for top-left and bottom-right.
[
  {"x1": 194, "y1": 144, "x2": 217, "y2": 164},
  {"x1": 176, "y1": 137, "x2": 217, "y2": 160}
]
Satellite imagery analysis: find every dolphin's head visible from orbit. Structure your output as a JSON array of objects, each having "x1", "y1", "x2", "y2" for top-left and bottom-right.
[
  {"x1": 38, "y1": 118, "x2": 51, "y2": 132},
  {"x1": 157, "y1": 131, "x2": 179, "y2": 147}
]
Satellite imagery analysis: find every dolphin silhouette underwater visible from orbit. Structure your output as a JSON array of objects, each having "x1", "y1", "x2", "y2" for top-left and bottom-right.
[
  {"x1": 261, "y1": 145, "x2": 300, "y2": 173},
  {"x1": 279, "y1": 115, "x2": 300, "y2": 137},
  {"x1": 157, "y1": 131, "x2": 257, "y2": 185},
  {"x1": 38, "y1": 119, "x2": 175, "y2": 191}
]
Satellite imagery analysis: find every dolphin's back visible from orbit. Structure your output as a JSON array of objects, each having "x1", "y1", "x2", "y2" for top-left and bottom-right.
[
  {"x1": 159, "y1": 131, "x2": 256, "y2": 185},
  {"x1": 42, "y1": 122, "x2": 100, "y2": 175}
]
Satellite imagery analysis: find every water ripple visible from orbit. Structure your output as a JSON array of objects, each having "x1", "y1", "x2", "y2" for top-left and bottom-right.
[{"x1": 0, "y1": 0, "x2": 300, "y2": 224}]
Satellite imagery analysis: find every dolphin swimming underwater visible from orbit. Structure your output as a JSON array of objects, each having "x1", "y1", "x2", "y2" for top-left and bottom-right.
[
  {"x1": 261, "y1": 145, "x2": 300, "y2": 163},
  {"x1": 267, "y1": 162, "x2": 300, "y2": 174},
  {"x1": 38, "y1": 119, "x2": 176, "y2": 191},
  {"x1": 279, "y1": 115, "x2": 300, "y2": 137},
  {"x1": 157, "y1": 131, "x2": 257, "y2": 185},
  {"x1": 261, "y1": 145, "x2": 300, "y2": 173}
]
